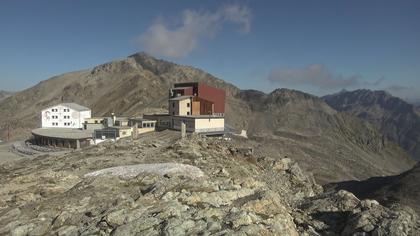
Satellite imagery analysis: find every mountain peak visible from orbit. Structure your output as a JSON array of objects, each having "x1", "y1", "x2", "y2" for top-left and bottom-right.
[
  {"x1": 323, "y1": 89, "x2": 420, "y2": 159},
  {"x1": 128, "y1": 51, "x2": 155, "y2": 59}
]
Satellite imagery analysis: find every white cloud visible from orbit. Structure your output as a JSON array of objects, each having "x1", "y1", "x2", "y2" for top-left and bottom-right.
[
  {"x1": 138, "y1": 4, "x2": 251, "y2": 58},
  {"x1": 268, "y1": 64, "x2": 362, "y2": 89}
]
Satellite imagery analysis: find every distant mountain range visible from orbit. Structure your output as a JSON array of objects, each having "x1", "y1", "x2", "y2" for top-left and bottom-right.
[
  {"x1": 323, "y1": 89, "x2": 420, "y2": 160},
  {"x1": 0, "y1": 52, "x2": 414, "y2": 184}
]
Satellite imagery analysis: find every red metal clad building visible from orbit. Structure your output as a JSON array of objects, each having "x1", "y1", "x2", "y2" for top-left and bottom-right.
[{"x1": 171, "y1": 82, "x2": 226, "y2": 115}]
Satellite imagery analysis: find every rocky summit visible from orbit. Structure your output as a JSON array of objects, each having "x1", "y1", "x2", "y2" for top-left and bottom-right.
[{"x1": 0, "y1": 131, "x2": 419, "y2": 235}]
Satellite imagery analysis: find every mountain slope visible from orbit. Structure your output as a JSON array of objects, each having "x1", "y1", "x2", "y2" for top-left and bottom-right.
[
  {"x1": 0, "y1": 53, "x2": 414, "y2": 183},
  {"x1": 0, "y1": 90, "x2": 14, "y2": 103},
  {"x1": 0, "y1": 133, "x2": 418, "y2": 235},
  {"x1": 235, "y1": 89, "x2": 414, "y2": 183},
  {"x1": 324, "y1": 89, "x2": 420, "y2": 160},
  {"x1": 329, "y1": 163, "x2": 420, "y2": 214}
]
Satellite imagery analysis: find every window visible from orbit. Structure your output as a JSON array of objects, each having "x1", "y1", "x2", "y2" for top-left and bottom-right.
[
  {"x1": 172, "y1": 102, "x2": 175, "y2": 108},
  {"x1": 95, "y1": 120, "x2": 98, "y2": 124},
  {"x1": 187, "y1": 112, "x2": 190, "y2": 115},
  {"x1": 151, "y1": 123, "x2": 154, "y2": 127},
  {"x1": 172, "y1": 112, "x2": 175, "y2": 115},
  {"x1": 187, "y1": 103, "x2": 190, "y2": 107}
]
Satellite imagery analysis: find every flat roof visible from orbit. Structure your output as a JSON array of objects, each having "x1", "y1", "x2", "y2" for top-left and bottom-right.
[
  {"x1": 129, "y1": 118, "x2": 156, "y2": 122},
  {"x1": 145, "y1": 113, "x2": 224, "y2": 119},
  {"x1": 109, "y1": 126, "x2": 132, "y2": 130},
  {"x1": 87, "y1": 117, "x2": 107, "y2": 119},
  {"x1": 32, "y1": 128, "x2": 92, "y2": 140},
  {"x1": 169, "y1": 95, "x2": 193, "y2": 101},
  {"x1": 115, "y1": 117, "x2": 129, "y2": 121},
  {"x1": 174, "y1": 115, "x2": 225, "y2": 119},
  {"x1": 171, "y1": 86, "x2": 192, "y2": 90},
  {"x1": 144, "y1": 113, "x2": 171, "y2": 117}
]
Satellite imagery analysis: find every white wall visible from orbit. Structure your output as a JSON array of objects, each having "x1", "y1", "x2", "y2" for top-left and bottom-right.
[
  {"x1": 195, "y1": 118, "x2": 225, "y2": 133},
  {"x1": 171, "y1": 116, "x2": 225, "y2": 133},
  {"x1": 169, "y1": 98, "x2": 192, "y2": 116},
  {"x1": 41, "y1": 105, "x2": 91, "y2": 129}
]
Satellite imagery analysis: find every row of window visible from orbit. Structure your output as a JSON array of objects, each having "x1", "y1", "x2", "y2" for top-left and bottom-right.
[
  {"x1": 171, "y1": 102, "x2": 191, "y2": 108},
  {"x1": 51, "y1": 115, "x2": 70, "y2": 119},
  {"x1": 51, "y1": 122, "x2": 72, "y2": 126},
  {"x1": 51, "y1": 108, "x2": 70, "y2": 112},
  {"x1": 142, "y1": 123, "x2": 155, "y2": 128}
]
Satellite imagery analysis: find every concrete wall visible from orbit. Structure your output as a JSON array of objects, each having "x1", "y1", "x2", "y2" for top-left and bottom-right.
[
  {"x1": 143, "y1": 115, "x2": 171, "y2": 131},
  {"x1": 84, "y1": 123, "x2": 104, "y2": 131},
  {"x1": 41, "y1": 105, "x2": 91, "y2": 129},
  {"x1": 169, "y1": 98, "x2": 191, "y2": 116},
  {"x1": 172, "y1": 117, "x2": 195, "y2": 132},
  {"x1": 137, "y1": 127, "x2": 155, "y2": 134},
  {"x1": 195, "y1": 118, "x2": 225, "y2": 133},
  {"x1": 119, "y1": 128, "x2": 132, "y2": 138},
  {"x1": 32, "y1": 135, "x2": 90, "y2": 149}
]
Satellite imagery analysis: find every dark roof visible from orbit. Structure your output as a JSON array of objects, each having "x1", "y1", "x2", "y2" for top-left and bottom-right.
[{"x1": 32, "y1": 128, "x2": 92, "y2": 140}]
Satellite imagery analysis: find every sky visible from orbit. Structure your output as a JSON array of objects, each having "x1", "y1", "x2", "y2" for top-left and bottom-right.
[{"x1": 1, "y1": 0, "x2": 419, "y2": 103}]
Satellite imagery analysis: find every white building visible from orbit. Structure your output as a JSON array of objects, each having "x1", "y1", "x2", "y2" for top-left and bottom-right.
[{"x1": 41, "y1": 103, "x2": 91, "y2": 129}]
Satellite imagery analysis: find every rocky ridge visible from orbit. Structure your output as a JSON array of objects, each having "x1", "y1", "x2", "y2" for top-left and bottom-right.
[
  {"x1": 323, "y1": 89, "x2": 420, "y2": 160},
  {"x1": 0, "y1": 90, "x2": 14, "y2": 103},
  {"x1": 0, "y1": 131, "x2": 418, "y2": 235},
  {"x1": 327, "y1": 162, "x2": 420, "y2": 216}
]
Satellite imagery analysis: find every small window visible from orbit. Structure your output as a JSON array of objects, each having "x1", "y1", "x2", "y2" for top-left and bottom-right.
[
  {"x1": 187, "y1": 112, "x2": 190, "y2": 115},
  {"x1": 172, "y1": 102, "x2": 175, "y2": 108},
  {"x1": 95, "y1": 120, "x2": 98, "y2": 124},
  {"x1": 172, "y1": 112, "x2": 175, "y2": 115},
  {"x1": 151, "y1": 123, "x2": 154, "y2": 127},
  {"x1": 187, "y1": 103, "x2": 190, "y2": 107}
]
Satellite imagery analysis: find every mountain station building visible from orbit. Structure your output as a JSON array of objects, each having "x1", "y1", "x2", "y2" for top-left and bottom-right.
[{"x1": 144, "y1": 82, "x2": 226, "y2": 135}]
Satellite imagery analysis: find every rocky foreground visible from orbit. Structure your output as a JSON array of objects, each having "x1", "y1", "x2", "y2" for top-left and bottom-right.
[{"x1": 0, "y1": 131, "x2": 419, "y2": 235}]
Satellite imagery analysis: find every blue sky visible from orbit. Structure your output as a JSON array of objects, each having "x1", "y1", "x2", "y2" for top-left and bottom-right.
[{"x1": 1, "y1": 0, "x2": 419, "y2": 102}]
